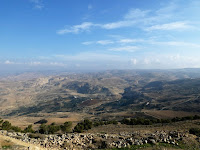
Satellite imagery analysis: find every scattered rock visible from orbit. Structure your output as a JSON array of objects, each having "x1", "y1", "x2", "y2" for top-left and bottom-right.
[{"x1": 0, "y1": 130, "x2": 189, "y2": 150}]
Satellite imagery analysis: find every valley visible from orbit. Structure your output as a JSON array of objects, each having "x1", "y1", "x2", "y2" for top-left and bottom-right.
[
  {"x1": 1, "y1": 69, "x2": 200, "y2": 119},
  {"x1": 0, "y1": 69, "x2": 200, "y2": 149}
]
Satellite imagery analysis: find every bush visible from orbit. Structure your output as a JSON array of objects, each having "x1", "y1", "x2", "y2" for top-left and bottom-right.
[
  {"x1": 39, "y1": 123, "x2": 60, "y2": 134},
  {"x1": 73, "y1": 123, "x2": 84, "y2": 133},
  {"x1": 48, "y1": 124, "x2": 60, "y2": 134},
  {"x1": 24, "y1": 125, "x2": 34, "y2": 133},
  {"x1": 83, "y1": 119, "x2": 93, "y2": 130},
  {"x1": 60, "y1": 121, "x2": 72, "y2": 133},
  {"x1": 73, "y1": 119, "x2": 93, "y2": 133},
  {"x1": 189, "y1": 128, "x2": 200, "y2": 137},
  {"x1": 121, "y1": 115, "x2": 200, "y2": 126},
  {"x1": 11, "y1": 126, "x2": 22, "y2": 132},
  {"x1": 2, "y1": 121, "x2": 12, "y2": 130},
  {"x1": 121, "y1": 118, "x2": 130, "y2": 125},
  {"x1": 112, "y1": 120, "x2": 118, "y2": 125},
  {"x1": 39, "y1": 124, "x2": 48, "y2": 134},
  {"x1": 93, "y1": 121, "x2": 100, "y2": 127}
]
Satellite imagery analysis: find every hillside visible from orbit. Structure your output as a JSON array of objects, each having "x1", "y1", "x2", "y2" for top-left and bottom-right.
[{"x1": 0, "y1": 69, "x2": 200, "y2": 119}]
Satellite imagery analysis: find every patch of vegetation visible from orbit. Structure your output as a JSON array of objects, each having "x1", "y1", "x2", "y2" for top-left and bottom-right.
[
  {"x1": 93, "y1": 120, "x2": 118, "y2": 127},
  {"x1": 73, "y1": 119, "x2": 118, "y2": 133},
  {"x1": 1, "y1": 121, "x2": 12, "y2": 130},
  {"x1": 121, "y1": 115, "x2": 200, "y2": 126},
  {"x1": 189, "y1": 128, "x2": 200, "y2": 137},
  {"x1": 39, "y1": 123, "x2": 60, "y2": 134},
  {"x1": 0, "y1": 119, "x2": 22, "y2": 132},
  {"x1": 73, "y1": 119, "x2": 93, "y2": 133},
  {"x1": 0, "y1": 139, "x2": 13, "y2": 149},
  {"x1": 11, "y1": 126, "x2": 21, "y2": 132},
  {"x1": 2, "y1": 145, "x2": 12, "y2": 149},
  {"x1": 24, "y1": 125, "x2": 34, "y2": 133},
  {"x1": 60, "y1": 121, "x2": 72, "y2": 133},
  {"x1": 171, "y1": 115, "x2": 200, "y2": 122},
  {"x1": 121, "y1": 118, "x2": 170, "y2": 125}
]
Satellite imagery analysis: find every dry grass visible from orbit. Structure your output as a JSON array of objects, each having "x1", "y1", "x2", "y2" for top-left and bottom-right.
[
  {"x1": 4, "y1": 116, "x2": 43, "y2": 129},
  {"x1": 3, "y1": 112, "x2": 87, "y2": 130}
]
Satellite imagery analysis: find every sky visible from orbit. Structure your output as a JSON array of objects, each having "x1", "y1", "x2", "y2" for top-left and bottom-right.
[{"x1": 1, "y1": 0, "x2": 200, "y2": 71}]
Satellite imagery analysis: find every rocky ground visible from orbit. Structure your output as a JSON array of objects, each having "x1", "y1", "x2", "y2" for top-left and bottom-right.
[{"x1": 0, "y1": 129, "x2": 199, "y2": 150}]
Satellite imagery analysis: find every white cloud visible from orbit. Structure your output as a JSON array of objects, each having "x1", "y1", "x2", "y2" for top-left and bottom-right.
[
  {"x1": 49, "y1": 62, "x2": 65, "y2": 66},
  {"x1": 82, "y1": 38, "x2": 144, "y2": 46},
  {"x1": 57, "y1": 8, "x2": 147, "y2": 34},
  {"x1": 4, "y1": 60, "x2": 14, "y2": 64},
  {"x1": 102, "y1": 8, "x2": 150, "y2": 29},
  {"x1": 57, "y1": 1, "x2": 199, "y2": 35},
  {"x1": 146, "y1": 22, "x2": 193, "y2": 31},
  {"x1": 150, "y1": 41, "x2": 200, "y2": 48},
  {"x1": 119, "y1": 38, "x2": 144, "y2": 43},
  {"x1": 96, "y1": 40, "x2": 114, "y2": 45},
  {"x1": 130, "y1": 58, "x2": 137, "y2": 65},
  {"x1": 57, "y1": 22, "x2": 97, "y2": 34},
  {"x1": 156, "y1": 1, "x2": 177, "y2": 16},
  {"x1": 130, "y1": 54, "x2": 200, "y2": 69},
  {"x1": 143, "y1": 58, "x2": 151, "y2": 65},
  {"x1": 53, "y1": 53, "x2": 128, "y2": 69},
  {"x1": 34, "y1": 5, "x2": 43, "y2": 10},
  {"x1": 164, "y1": 41, "x2": 200, "y2": 47},
  {"x1": 102, "y1": 20, "x2": 136, "y2": 29},
  {"x1": 124, "y1": 9, "x2": 149, "y2": 19},
  {"x1": 82, "y1": 40, "x2": 114, "y2": 45},
  {"x1": 57, "y1": 20, "x2": 137, "y2": 34},
  {"x1": 109, "y1": 46, "x2": 140, "y2": 52},
  {"x1": 29, "y1": 61, "x2": 41, "y2": 65},
  {"x1": 82, "y1": 41, "x2": 94, "y2": 45},
  {"x1": 30, "y1": 0, "x2": 44, "y2": 10},
  {"x1": 54, "y1": 52, "x2": 121, "y2": 62}
]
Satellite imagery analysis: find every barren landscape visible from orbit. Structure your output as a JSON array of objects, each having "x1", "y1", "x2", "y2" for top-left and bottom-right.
[{"x1": 0, "y1": 69, "x2": 200, "y2": 149}]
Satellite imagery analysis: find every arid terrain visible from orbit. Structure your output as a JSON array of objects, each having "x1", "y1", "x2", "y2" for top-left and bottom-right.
[
  {"x1": 1, "y1": 69, "x2": 200, "y2": 118},
  {"x1": 0, "y1": 69, "x2": 200, "y2": 149}
]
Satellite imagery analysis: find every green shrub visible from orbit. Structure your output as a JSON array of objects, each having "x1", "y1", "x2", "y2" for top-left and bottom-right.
[
  {"x1": 73, "y1": 123, "x2": 84, "y2": 133},
  {"x1": 11, "y1": 126, "x2": 22, "y2": 132},
  {"x1": 2, "y1": 121, "x2": 12, "y2": 130},
  {"x1": 48, "y1": 124, "x2": 60, "y2": 134},
  {"x1": 39, "y1": 123, "x2": 60, "y2": 134},
  {"x1": 39, "y1": 124, "x2": 48, "y2": 134},
  {"x1": 24, "y1": 125, "x2": 34, "y2": 133},
  {"x1": 60, "y1": 121, "x2": 72, "y2": 133},
  {"x1": 73, "y1": 119, "x2": 93, "y2": 133}
]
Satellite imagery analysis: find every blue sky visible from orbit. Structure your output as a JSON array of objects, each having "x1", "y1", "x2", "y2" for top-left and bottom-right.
[{"x1": 1, "y1": 0, "x2": 200, "y2": 71}]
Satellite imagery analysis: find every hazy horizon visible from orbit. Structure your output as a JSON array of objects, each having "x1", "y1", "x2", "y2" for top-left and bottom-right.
[{"x1": 1, "y1": 0, "x2": 200, "y2": 72}]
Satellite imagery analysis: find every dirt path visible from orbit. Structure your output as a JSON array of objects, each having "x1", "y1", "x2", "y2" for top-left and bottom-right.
[{"x1": 0, "y1": 134, "x2": 47, "y2": 150}]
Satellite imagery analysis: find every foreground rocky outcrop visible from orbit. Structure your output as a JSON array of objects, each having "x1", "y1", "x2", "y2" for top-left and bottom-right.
[{"x1": 0, "y1": 130, "x2": 197, "y2": 150}]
